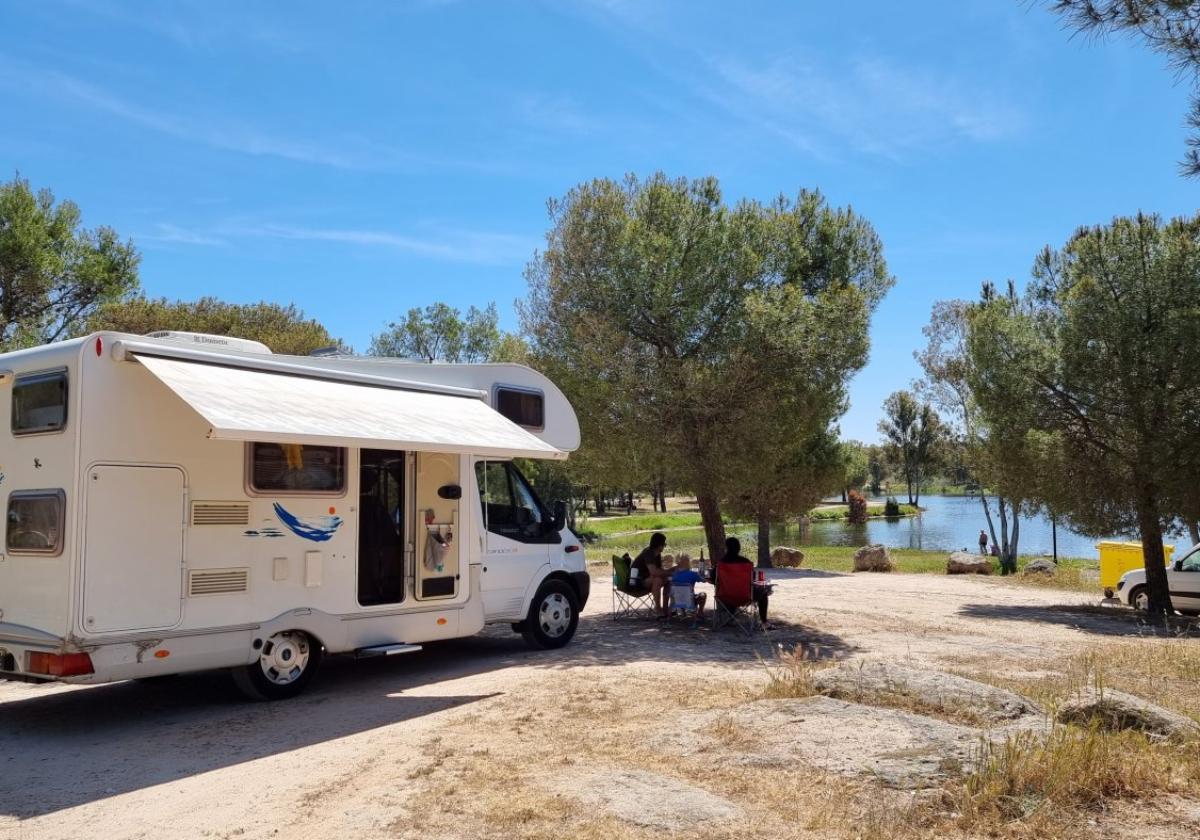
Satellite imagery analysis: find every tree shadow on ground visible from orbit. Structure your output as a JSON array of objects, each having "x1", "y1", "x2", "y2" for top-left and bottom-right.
[{"x1": 958, "y1": 603, "x2": 1199, "y2": 638}]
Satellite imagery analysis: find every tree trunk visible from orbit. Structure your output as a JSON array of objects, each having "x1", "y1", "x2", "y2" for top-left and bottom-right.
[
  {"x1": 1189, "y1": 521, "x2": 1199, "y2": 546},
  {"x1": 978, "y1": 492, "x2": 999, "y2": 552},
  {"x1": 1006, "y1": 509, "x2": 1021, "y2": 572},
  {"x1": 841, "y1": 489, "x2": 847, "y2": 504},
  {"x1": 658, "y1": 480, "x2": 667, "y2": 513},
  {"x1": 1135, "y1": 485, "x2": 1174, "y2": 617},
  {"x1": 756, "y1": 509, "x2": 772, "y2": 568},
  {"x1": 997, "y1": 499, "x2": 1009, "y2": 573},
  {"x1": 696, "y1": 491, "x2": 727, "y2": 562}
]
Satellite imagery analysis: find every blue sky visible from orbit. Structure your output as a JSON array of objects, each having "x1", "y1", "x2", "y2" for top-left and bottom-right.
[{"x1": 2, "y1": 0, "x2": 1197, "y2": 442}]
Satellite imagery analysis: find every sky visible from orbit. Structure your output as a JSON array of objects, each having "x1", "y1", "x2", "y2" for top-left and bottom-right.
[{"x1": 2, "y1": 0, "x2": 1198, "y2": 442}]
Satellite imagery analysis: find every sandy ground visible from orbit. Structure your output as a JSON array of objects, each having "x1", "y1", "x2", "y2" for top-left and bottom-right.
[{"x1": 0, "y1": 570, "x2": 1192, "y2": 840}]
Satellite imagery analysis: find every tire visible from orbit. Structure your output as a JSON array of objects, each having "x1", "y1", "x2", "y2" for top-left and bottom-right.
[
  {"x1": 231, "y1": 630, "x2": 322, "y2": 701},
  {"x1": 520, "y1": 579, "x2": 580, "y2": 650},
  {"x1": 1128, "y1": 586, "x2": 1149, "y2": 612}
]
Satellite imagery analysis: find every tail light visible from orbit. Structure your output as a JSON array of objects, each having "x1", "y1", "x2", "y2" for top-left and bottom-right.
[{"x1": 27, "y1": 651, "x2": 94, "y2": 677}]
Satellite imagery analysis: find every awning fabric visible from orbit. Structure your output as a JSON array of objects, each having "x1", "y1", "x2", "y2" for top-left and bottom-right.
[{"x1": 135, "y1": 353, "x2": 566, "y2": 460}]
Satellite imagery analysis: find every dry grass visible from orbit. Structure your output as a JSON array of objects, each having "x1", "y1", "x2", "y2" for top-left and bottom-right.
[{"x1": 937, "y1": 724, "x2": 1199, "y2": 837}]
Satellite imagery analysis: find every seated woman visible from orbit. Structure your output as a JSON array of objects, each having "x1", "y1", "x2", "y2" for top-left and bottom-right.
[
  {"x1": 631, "y1": 531, "x2": 675, "y2": 618},
  {"x1": 713, "y1": 537, "x2": 770, "y2": 626},
  {"x1": 669, "y1": 554, "x2": 708, "y2": 622}
]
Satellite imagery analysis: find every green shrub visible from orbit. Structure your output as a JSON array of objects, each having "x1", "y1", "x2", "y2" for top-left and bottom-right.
[{"x1": 883, "y1": 496, "x2": 901, "y2": 517}]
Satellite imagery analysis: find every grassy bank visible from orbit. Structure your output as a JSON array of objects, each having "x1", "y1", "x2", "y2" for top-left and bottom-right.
[
  {"x1": 581, "y1": 502, "x2": 918, "y2": 539},
  {"x1": 807, "y1": 503, "x2": 919, "y2": 521}
]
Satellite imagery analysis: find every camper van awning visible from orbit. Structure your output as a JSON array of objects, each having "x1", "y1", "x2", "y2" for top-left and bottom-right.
[{"x1": 133, "y1": 353, "x2": 567, "y2": 460}]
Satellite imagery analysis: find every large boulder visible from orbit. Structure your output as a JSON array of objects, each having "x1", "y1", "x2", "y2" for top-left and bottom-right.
[
  {"x1": 853, "y1": 544, "x2": 894, "y2": 572},
  {"x1": 946, "y1": 551, "x2": 994, "y2": 575},
  {"x1": 1056, "y1": 688, "x2": 1200, "y2": 740},
  {"x1": 1022, "y1": 558, "x2": 1056, "y2": 576},
  {"x1": 770, "y1": 546, "x2": 805, "y2": 568},
  {"x1": 812, "y1": 662, "x2": 1040, "y2": 723}
]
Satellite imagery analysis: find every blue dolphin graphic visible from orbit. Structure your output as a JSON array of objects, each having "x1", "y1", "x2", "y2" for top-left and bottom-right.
[{"x1": 273, "y1": 503, "x2": 343, "y2": 542}]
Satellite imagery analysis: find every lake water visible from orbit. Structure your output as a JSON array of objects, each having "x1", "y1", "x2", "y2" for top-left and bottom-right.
[{"x1": 755, "y1": 495, "x2": 1193, "y2": 560}]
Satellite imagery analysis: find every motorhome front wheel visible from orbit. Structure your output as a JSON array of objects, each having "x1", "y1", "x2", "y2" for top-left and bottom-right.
[
  {"x1": 232, "y1": 630, "x2": 323, "y2": 701},
  {"x1": 521, "y1": 580, "x2": 580, "y2": 650}
]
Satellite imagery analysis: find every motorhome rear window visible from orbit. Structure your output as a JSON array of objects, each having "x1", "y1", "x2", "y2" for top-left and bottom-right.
[
  {"x1": 6, "y1": 490, "x2": 65, "y2": 555},
  {"x1": 495, "y1": 386, "x2": 544, "y2": 430},
  {"x1": 12, "y1": 369, "x2": 68, "y2": 435},
  {"x1": 248, "y1": 443, "x2": 346, "y2": 494}
]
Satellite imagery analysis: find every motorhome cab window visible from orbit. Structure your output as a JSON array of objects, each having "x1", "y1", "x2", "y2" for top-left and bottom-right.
[
  {"x1": 11, "y1": 369, "x2": 68, "y2": 435},
  {"x1": 248, "y1": 443, "x2": 346, "y2": 494},
  {"x1": 6, "y1": 490, "x2": 65, "y2": 555},
  {"x1": 475, "y1": 461, "x2": 558, "y2": 543},
  {"x1": 495, "y1": 386, "x2": 544, "y2": 430}
]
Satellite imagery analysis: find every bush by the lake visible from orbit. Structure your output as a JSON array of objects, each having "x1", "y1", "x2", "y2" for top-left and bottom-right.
[
  {"x1": 847, "y1": 489, "x2": 868, "y2": 525},
  {"x1": 884, "y1": 496, "x2": 901, "y2": 517}
]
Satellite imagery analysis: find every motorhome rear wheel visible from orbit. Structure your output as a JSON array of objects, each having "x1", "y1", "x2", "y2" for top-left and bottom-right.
[{"x1": 231, "y1": 631, "x2": 323, "y2": 701}]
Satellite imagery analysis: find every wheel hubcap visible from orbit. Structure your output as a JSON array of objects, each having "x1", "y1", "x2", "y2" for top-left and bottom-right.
[
  {"x1": 258, "y1": 632, "x2": 310, "y2": 685},
  {"x1": 539, "y1": 593, "x2": 572, "y2": 638},
  {"x1": 1133, "y1": 592, "x2": 1149, "y2": 611}
]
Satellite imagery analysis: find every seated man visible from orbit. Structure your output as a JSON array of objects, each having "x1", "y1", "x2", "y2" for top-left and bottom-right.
[
  {"x1": 631, "y1": 531, "x2": 675, "y2": 618},
  {"x1": 670, "y1": 554, "x2": 708, "y2": 622}
]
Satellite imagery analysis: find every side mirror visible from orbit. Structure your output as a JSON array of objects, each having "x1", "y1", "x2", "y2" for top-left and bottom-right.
[{"x1": 552, "y1": 500, "x2": 567, "y2": 532}]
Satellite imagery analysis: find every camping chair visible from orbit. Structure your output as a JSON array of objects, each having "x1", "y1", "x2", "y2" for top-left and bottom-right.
[
  {"x1": 712, "y1": 561, "x2": 758, "y2": 634},
  {"x1": 668, "y1": 582, "x2": 703, "y2": 627},
  {"x1": 612, "y1": 554, "x2": 656, "y2": 620}
]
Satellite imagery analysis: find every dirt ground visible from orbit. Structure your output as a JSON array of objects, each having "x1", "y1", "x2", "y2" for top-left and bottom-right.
[{"x1": 1, "y1": 569, "x2": 1196, "y2": 840}]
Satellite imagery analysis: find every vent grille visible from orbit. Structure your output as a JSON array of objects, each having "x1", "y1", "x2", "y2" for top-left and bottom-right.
[
  {"x1": 191, "y1": 502, "x2": 250, "y2": 526},
  {"x1": 188, "y1": 568, "x2": 249, "y2": 596}
]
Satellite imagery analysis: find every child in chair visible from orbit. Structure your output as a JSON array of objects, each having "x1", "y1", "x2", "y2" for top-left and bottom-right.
[{"x1": 670, "y1": 554, "x2": 708, "y2": 624}]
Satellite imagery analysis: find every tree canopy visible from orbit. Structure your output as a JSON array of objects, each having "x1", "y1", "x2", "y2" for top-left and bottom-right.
[
  {"x1": 1, "y1": 175, "x2": 139, "y2": 351},
  {"x1": 370, "y1": 302, "x2": 507, "y2": 362},
  {"x1": 89, "y1": 296, "x2": 338, "y2": 356},
  {"x1": 968, "y1": 212, "x2": 1200, "y2": 614},
  {"x1": 878, "y1": 390, "x2": 944, "y2": 506},
  {"x1": 523, "y1": 173, "x2": 891, "y2": 560},
  {"x1": 1046, "y1": 1, "x2": 1200, "y2": 175}
]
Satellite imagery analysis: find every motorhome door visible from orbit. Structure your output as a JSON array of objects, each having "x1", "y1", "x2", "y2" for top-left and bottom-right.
[
  {"x1": 82, "y1": 465, "x2": 185, "y2": 633},
  {"x1": 474, "y1": 460, "x2": 552, "y2": 620}
]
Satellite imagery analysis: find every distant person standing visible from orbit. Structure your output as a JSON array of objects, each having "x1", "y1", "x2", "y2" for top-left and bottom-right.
[{"x1": 978, "y1": 529, "x2": 988, "y2": 555}]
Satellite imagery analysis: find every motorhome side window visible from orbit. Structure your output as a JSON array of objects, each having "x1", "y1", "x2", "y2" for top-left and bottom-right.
[
  {"x1": 6, "y1": 490, "x2": 65, "y2": 555},
  {"x1": 248, "y1": 443, "x2": 346, "y2": 494},
  {"x1": 495, "y1": 387, "x2": 544, "y2": 430},
  {"x1": 11, "y1": 369, "x2": 68, "y2": 435},
  {"x1": 475, "y1": 461, "x2": 557, "y2": 543}
]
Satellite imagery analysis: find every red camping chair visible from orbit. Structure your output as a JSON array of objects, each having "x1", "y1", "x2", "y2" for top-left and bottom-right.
[{"x1": 713, "y1": 561, "x2": 758, "y2": 634}]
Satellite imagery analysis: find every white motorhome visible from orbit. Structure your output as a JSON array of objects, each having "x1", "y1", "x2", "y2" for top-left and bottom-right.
[{"x1": 0, "y1": 331, "x2": 587, "y2": 699}]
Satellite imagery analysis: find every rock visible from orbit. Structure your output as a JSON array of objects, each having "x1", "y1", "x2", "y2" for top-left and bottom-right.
[
  {"x1": 660, "y1": 696, "x2": 990, "y2": 788},
  {"x1": 1056, "y1": 688, "x2": 1200, "y2": 740},
  {"x1": 1022, "y1": 558, "x2": 1056, "y2": 576},
  {"x1": 770, "y1": 546, "x2": 805, "y2": 568},
  {"x1": 811, "y1": 661, "x2": 1040, "y2": 723},
  {"x1": 853, "y1": 544, "x2": 894, "y2": 572},
  {"x1": 946, "y1": 551, "x2": 994, "y2": 575},
  {"x1": 544, "y1": 768, "x2": 739, "y2": 829}
]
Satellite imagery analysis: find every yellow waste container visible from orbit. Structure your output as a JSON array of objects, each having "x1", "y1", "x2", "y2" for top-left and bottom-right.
[{"x1": 1097, "y1": 541, "x2": 1174, "y2": 595}]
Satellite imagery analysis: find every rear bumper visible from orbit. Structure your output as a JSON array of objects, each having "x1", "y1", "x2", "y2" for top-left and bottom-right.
[{"x1": 570, "y1": 571, "x2": 591, "y2": 611}]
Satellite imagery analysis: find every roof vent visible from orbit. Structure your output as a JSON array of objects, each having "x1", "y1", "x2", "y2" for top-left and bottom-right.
[{"x1": 146, "y1": 331, "x2": 272, "y2": 355}]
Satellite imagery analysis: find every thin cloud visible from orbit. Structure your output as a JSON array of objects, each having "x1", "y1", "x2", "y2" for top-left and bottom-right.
[
  {"x1": 138, "y1": 223, "x2": 227, "y2": 247},
  {"x1": 707, "y1": 54, "x2": 1025, "y2": 160},
  {"x1": 227, "y1": 222, "x2": 538, "y2": 266},
  {"x1": 1, "y1": 60, "x2": 502, "y2": 173}
]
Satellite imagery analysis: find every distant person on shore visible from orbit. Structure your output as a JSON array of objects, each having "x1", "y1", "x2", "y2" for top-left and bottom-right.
[
  {"x1": 990, "y1": 542, "x2": 1000, "y2": 557},
  {"x1": 978, "y1": 529, "x2": 988, "y2": 555}
]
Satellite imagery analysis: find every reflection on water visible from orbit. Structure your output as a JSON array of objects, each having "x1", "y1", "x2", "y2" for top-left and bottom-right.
[{"x1": 594, "y1": 495, "x2": 1192, "y2": 560}]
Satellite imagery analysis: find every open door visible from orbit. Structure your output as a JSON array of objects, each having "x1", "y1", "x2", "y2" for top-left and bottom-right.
[
  {"x1": 358, "y1": 449, "x2": 406, "y2": 606},
  {"x1": 82, "y1": 465, "x2": 185, "y2": 633}
]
